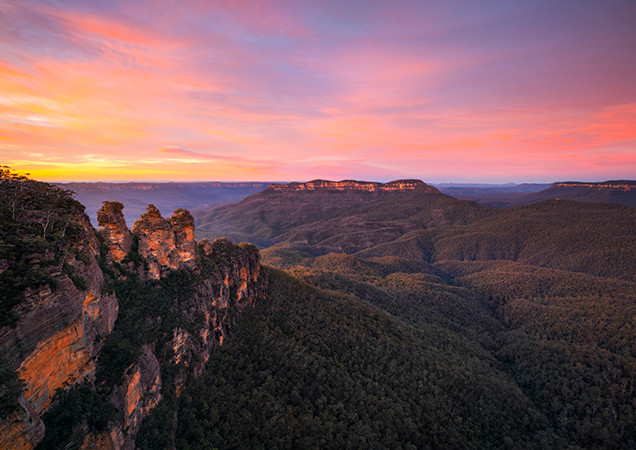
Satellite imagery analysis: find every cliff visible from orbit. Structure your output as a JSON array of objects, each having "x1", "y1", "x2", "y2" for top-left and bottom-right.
[
  {"x1": 87, "y1": 235, "x2": 265, "y2": 449},
  {"x1": 267, "y1": 179, "x2": 440, "y2": 193},
  {"x1": 499, "y1": 180, "x2": 636, "y2": 208},
  {"x1": 552, "y1": 180, "x2": 636, "y2": 190},
  {"x1": 0, "y1": 182, "x2": 266, "y2": 449},
  {"x1": 0, "y1": 209, "x2": 118, "y2": 450}
]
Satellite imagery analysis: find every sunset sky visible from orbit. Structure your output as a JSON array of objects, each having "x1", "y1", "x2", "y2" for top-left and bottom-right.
[{"x1": 1, "y1": 0, "x2": 635, "y2": 182}]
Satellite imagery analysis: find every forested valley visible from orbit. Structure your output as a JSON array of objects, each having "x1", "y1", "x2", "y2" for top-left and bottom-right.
[{"x1": 1, "y1": 174, "x2": 634, "y2": 448}]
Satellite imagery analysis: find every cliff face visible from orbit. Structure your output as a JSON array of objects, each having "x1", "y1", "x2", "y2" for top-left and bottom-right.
[
  {"x1": 173, "y1": 238, "x2": 265, "y2": 378},
  {"x1": 267, "y1": 179, "x2": 440, "y2": 193},
  {"x1": 169, "y1": 209, "x2": 197, "y2": 270},
  {"x1": 0, "y1": 214, "x2": 118, "y2": 450},
  {"x1": 109, "y1": 346, "x2": 162, "y2": 450},
  {"x1": 552, "y1": 181, "x2": 636, "y2": 191},
  {"x1": 1, "y1": 196, "x2": 267, "y2": 450}
]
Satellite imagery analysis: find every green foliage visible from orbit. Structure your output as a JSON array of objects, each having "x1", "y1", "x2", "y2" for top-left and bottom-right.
[
  {"x1": 37, "y1": 384, "x2": 114, "y2": 450},
  {"x1": 259, "y1": 247, "x2": 636, "y2": 448},
  {"x1": 174, "y1": 268, "x2": 558, "y2": 449},
  {"x1": 0, "y1": 167, "x2": 86, "y2": 326},
  {"x1": 0, "y1": 357, "x2": 25, "y2": 420},
  {"x1": 432, "y1": 200, "x2": 636, "y2": 280},
  {"x1": 438, "y1": 259, "x2": 636, "y2": 447},
  {"x1": 62, "y1": 261, "x2": 88, "y2": 291},
  {"x1": 201, "y1": 237, "x2": 245, "y2": 267},
  {"x1": 95, "y1": 274, "x2": 174, "y2": 387}
]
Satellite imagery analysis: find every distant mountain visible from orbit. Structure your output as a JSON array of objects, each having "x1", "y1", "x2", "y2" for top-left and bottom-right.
[
  {"x1": 508, "y1": 180, "x2": 636, "y2": 207},
  {"x1": 195, "y1": 180, "x2": 636, "y2": 281},
  {"x1": 436, "y1": 183, "x2": 551, "y2": 207},
  {"x1": 440, "y1": 180, "x2": 636, "y2": 207},
  {"x1": 194, "y1": 179, "x2": 487, "y2": 251},
  {"x1": 55, "y1": 182, "x2": 271, "y2": 225}
]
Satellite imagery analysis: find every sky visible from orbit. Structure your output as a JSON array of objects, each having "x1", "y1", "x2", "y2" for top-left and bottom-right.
[{"x1": 1, "y1": 0, "x2": 635, "y2": 183}]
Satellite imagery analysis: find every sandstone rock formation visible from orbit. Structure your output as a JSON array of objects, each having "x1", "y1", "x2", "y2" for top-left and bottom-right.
[
  {"x1": 180, "y1": 238, "x2": 264, "y2": 375},
  {"x1": 169, "y1": 208, "x2": 197, "y2": 270},
  {"x1": 0, "y1": 215, "x2": 118, "y2": 450},
  {"x1": 131, "y1": 205, "x2": 198, "y2": 279},
  {"x1": 132, "y1": 204, "x2": 179, "y2": 279},
  {"x1": 1, "y1": 199, "x2": 266, "y2": 449},
  {"x1": 0, "y1": 396, "x2": 45, "y2": 450},
  {"x1": 110, "y1": 346, "x2": 162, "y2": 449},
  {"x1": 267, "y1": 179, "x2": 440, "y2": 193},
  {"x1": 97, "y1": 201, "x2": 133, "y2": 263}
]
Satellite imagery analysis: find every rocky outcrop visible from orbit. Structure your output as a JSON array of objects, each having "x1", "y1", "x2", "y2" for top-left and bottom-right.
[
  {"x1": 132, "y1": 205, "x2": 179, "y2": 279},
  {"x1": 169, "y1": 208, "x2": 197, "y2": 270},
  {"x1": 0, "y1": 396, "x2": 46, "y2": 450},
  {"x1": 2, "y1": 198, "x2": 266, "y2": 449},
  {"x1": 268, "y1": 179, "x2": 440, "y2": 193},
  {"x1": 109, "y1": 346, "x2": 162, "y2": 450},
  {"x1": 131, "y1": 205, "x2": 198, "y2": 279},
  {"x1": 97, "y1": 202, "x2": 133, "y2": 263},
  {"x1": 0, "y1": 215, "x2": 118, "y2": 449},
  {"x1": 81, "y1": 347, "x2": 162, "y2": 450}
]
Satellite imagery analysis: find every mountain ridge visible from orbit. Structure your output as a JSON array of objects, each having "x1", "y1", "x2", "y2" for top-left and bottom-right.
[{"x1": 267, "y1": 179, "x2": 439, "y2": 193}]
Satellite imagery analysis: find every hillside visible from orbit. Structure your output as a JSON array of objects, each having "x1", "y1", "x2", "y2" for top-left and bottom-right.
[
  {"x1": 430, "y1": 199, "x2": 636, "y2": 280},
  {"x1": 196, "y1": 180, "x2": 636, "y2": 281},
  {"x1": 170, "y1": 268, "x2": 562, "y2": 449},
  {"x1": 506, "y1": 180, "x2": 636, "y2": 207},
  {"x1": 194, "y1": 179, "x2": 488, "y2": 250},
  {"x1": 248, "y1": 248, "x2": 636, "y2": 447},
  {"x1": 193, "y1": 179, "x2": 636, "y2": 447}
]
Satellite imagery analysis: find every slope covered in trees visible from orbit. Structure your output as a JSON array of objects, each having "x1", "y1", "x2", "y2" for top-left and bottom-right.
[
  {"x1": 255, "y1": 252, "x2": 636, "y2": 448},
  {"x1": 0, "y1": 166, "x2": 88, "y2": 326},
  {"x1": 3, "y1": 174, "x2": 634, "y2": 448},
  {"x1": 172, "y1": 269, "x2": 560, "y2": 449},
  {"x1": 197, "y1": 183, "x2": 636, "y2": 281},
  {"x1": 194, "y1": 181, "x2": 487, "y2": 250}
]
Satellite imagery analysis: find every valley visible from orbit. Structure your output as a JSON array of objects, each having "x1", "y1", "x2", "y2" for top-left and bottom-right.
[{"x1": 1, "y1": 173, "x2": 634, "y2": 449}]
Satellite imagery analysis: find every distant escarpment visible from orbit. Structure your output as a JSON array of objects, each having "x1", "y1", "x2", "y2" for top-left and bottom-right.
[
  {"x1": 552, "y1": 180, "x2": 635, "y2": 190},
  {"x1": 0, "y1": 173, "x2": 266, "y2": 450},
  {"x1": 466, "y1": 179, "x2": 636, "y2": 208},
  {"x1": 267, "y1": 179, "x2": 439, "y2": 193},
  {"x1": 534, "y1": 180, "x2": 636, "y2": 207}
]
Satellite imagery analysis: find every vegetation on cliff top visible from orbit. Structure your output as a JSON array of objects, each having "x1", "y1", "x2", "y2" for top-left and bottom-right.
[{"x1": 0, "y1": 167, "x2": 87, "y2": 327}]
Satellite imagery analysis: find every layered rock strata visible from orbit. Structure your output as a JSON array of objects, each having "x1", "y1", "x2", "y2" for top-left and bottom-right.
[
  {"x1": 268, "y1": 179, "x2": 440, "y2": 193},
  {"x1": 0, "y1": 215, "x2": 118, "y2": 450}
]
